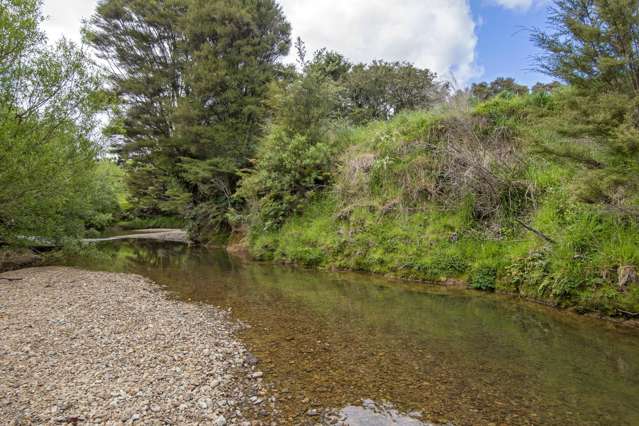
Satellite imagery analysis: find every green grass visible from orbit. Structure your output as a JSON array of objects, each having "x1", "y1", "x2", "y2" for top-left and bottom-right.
[{"x1": 245, "y1": 93, "x2": 639, "y2": 317}]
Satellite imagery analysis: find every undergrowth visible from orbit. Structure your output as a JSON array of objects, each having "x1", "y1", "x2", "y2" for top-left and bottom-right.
[{"x1": 243, "y1": 90, "x2": 639, "y2": 316}]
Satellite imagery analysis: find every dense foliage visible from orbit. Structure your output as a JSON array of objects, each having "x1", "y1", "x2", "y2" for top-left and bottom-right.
[
  {"x1": 0, "y1": 0, "x2": 119, "y2": 244},
  {"x1": 235, "y1": 54, "x2": 344, "y2": 230},
  {"x1": 237, "y1": 0, "x2": 639, "y2": 315},
  {"x1": 471, "y1": 77, "x2": 529, "y2": 101},
  {"x1": 85, "y1": 0, "x2": 291, "y2": 241},
  {"x1": 3, "y1": 0, "x2": 639, "y2": 315},
  {"x1": 343, "y1": 60, "x2": 447, "y2": 123}
]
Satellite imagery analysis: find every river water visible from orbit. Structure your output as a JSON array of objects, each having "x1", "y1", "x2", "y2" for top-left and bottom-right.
[{"x1": 62, "y1": 240, "x2": 639, "y2": 425}]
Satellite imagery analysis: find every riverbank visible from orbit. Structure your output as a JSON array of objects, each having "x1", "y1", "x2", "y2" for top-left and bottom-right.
[
  {"x1": 0, "y1": 229, "x2": 188, "y2": 273},
  {"x1": 234, "y1": 93, "x2": 639, "y2": 319},
  {"x1": 0, "y1": 267, "x2": 273, "y2": 425},
  {"x1": 237, "y1": 231, "x2": 639, "y2": 326},
  {"x1": 0, "y1": 248, "x2": 42, "y2": 273}
]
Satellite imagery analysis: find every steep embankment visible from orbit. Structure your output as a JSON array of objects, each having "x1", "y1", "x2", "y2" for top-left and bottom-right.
[{"x1": 242, "y1": 91, "x2": 639, "y2": 317}]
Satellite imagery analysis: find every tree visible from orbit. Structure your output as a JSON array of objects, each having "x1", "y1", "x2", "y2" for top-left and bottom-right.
[
  {"x1": 174, "y1": 0, "x2": 290, "y2": 239},
  {"x1": 1, "y1": 0, "x2": 112, "y2": 243},
  {"x1": 532, "y1": 0, "x2": 639, "y2": 94},
  {"x1": 471, "y1": 77, "x2": 529, "y2": 101},
  {"x1": 236, "y1": 79, "x2": 342, "y2": 230},
  {"x1": 84, "y1": 0, "x2": 189, "y2": 216},
  {"x1": 531, "y1": 81, "x2": 563, "y2": 94},
  {"x1": 530, "y1": 1, "x2": 639, "y2": 215},
  {"x1": 86, "y1": 0, "x2": 291, "y2": 240},
  {"x1": 305, "y1": 48, "x2": 352, "y2": 82},
  {"x1": 343, "y1": 60, "x2": 446, "y2": 123},
  {"x1": 236, "y1": 48, "x2": 344, "y2": 230}
]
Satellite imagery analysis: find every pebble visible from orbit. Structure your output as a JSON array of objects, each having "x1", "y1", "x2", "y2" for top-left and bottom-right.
[
  {"x1": 198, "y1": 397, "x2": 212, "y2": 409},
  {"x1": 0, "y1": 267, "x2": 275, "y2": 424}
]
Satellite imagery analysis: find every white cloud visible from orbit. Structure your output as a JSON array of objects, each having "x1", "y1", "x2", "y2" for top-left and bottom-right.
[
  {"x1": 42, "y1": 0, "x2": 98, "y2": 44},
  {"x1": 491, "y1": 0, "x2": 548, "y2": 11},
  {"x1": 41, "y1": 0, "x2": 482, "y2": 85},
  {"x1": 278, "y1": 0, "x2": 481, "y2": 85}
]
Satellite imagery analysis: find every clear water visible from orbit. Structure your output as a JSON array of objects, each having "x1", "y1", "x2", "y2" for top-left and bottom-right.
[{"x1": 62, "y1": 241, "x2": 639, "y2": 425}]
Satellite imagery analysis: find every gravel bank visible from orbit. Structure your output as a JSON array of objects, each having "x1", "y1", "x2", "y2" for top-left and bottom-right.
[{"x1": 0, "y1": 267, "x2": 273, "y2": 425}]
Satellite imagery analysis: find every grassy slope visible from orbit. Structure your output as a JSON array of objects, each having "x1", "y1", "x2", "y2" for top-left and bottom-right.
[{"x1": 248, "y1": 92, "x2": 639, "y2": 316}]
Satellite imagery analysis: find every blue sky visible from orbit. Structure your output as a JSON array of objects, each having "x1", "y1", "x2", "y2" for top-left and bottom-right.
[
  {"x1": 43, "y1": 0, "x2": 555, "y2": 87},
  {"x1": 470, "y1": 0, "x2": 552, "y2": 86}
]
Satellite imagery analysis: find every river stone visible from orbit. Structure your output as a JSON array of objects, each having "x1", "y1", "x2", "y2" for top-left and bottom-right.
[
  {"x1": 245, "y1": 352, "x2": 259, "y2": 366},
  {"x1": 0, "y1": 267, "x2": 274, "y2": 425},
  {"x1": 198, "y1": 398, "x2": 212, "y2": 409}
]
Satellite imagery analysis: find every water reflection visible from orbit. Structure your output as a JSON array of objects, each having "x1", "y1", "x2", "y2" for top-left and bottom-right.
[{"x1": 64, "y1": 241, "x2": 639, "y2": 425}]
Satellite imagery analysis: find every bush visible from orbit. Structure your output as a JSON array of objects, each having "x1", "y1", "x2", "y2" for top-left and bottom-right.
[
  {"x1": 237, "y1": 127, "x2": 340, "y2": 231},
  {"x1": 237, "y1": 64, "x2": 347, "y2": 232},
  {"x1": 470, "y1": 265, "x2": 497, "y2": 291}
]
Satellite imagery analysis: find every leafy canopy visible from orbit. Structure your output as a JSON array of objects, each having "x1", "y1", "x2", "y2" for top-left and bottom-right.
[{"x1": 0, "y1": 0, "x2": 115, "y2": 243}]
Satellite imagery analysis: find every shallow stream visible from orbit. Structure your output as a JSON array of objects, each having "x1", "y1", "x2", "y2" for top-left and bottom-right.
[{"x1": 62, "y1": 241, "x2": 639, "y2": 425}]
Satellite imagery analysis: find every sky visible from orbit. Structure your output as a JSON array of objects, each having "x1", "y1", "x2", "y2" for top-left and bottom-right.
[{"x1": 41, "y1": 0, "x2": 553, "y2": 87}]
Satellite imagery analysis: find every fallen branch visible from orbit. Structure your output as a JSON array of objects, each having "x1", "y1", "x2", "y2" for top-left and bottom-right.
[
  {"x1": 514, "y1": 218, "x2": 556, "y2": 244},
  {"x1": 617, "y1": 309, "x2": 639, "y2": 318},
  {"x1": 0, "y1": 277, "x2": 23, "y2": 282}
]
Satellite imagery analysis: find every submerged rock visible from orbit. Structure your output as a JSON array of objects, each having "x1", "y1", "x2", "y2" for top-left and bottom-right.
[{"x1": 337, "y1": 400, "x2": 434, "y2": 426}]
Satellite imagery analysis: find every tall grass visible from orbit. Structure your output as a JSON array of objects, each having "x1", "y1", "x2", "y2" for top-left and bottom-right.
[{"x1": 245, "y1": 91, "x2": 639, "y2": 316}]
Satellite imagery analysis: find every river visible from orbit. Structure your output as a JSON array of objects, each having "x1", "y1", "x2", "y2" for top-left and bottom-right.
[{"x1": 61, "y1": 240, "x2": 639, "y2": 425}]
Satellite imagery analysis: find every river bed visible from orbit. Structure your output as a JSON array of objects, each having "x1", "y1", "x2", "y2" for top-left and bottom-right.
[{"x1": 61, "y1": 240, "x2": 639, "y2": 425}]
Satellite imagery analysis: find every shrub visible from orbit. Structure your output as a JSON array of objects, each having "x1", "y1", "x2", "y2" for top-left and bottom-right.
[
  {"x1": 237, "y1": 126, "x2": 340, "y2": 231},
  {"x1": 470, "y1": 265, "x2": 497, "y2": 291}
]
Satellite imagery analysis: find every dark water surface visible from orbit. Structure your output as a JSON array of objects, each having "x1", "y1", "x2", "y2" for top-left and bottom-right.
[{"x1": 62, "y1": 241, "x2": 639, "y2": 425}]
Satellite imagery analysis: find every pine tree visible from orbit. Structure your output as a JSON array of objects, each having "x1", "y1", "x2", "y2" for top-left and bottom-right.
[
  {"x1": 85, "y1": 0, "x2": 290, "y2": 237},
  {"x1": 175, "y1": 0, "x2": 290, "y2": 238},
  {"x1": 532, "y1": 0, "x2": 639, "y2": 94},
  {"x1": 85, "y1": 0, "x2": 189, "y2": 216}
]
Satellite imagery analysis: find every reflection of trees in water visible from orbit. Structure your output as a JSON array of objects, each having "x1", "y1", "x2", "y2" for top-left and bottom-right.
[
  {"x1": 72, "y1": 241, "x2": 639, "y2": 425},
  {"x1": 237, "y1": 261, "x2": 639, "y2": 423},
  {"x1": 124, "y1": 242, "x2": 190, "y2": 269}
]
